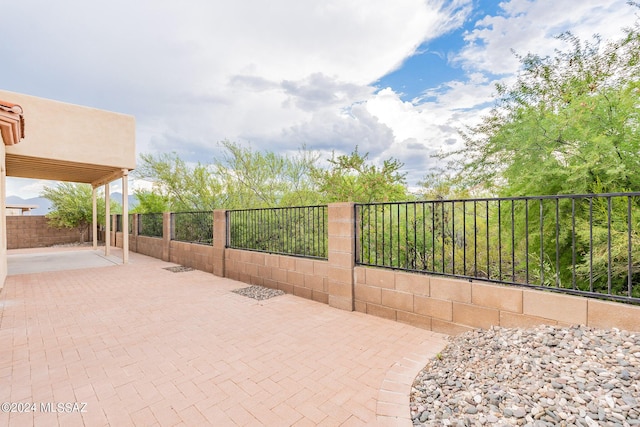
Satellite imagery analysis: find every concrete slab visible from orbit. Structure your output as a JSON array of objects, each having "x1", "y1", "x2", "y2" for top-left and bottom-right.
[{"x1": 7, "y1": 249, "x2": 122, "y2": 276}]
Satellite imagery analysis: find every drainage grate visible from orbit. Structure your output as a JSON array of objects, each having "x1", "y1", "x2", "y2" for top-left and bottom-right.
[
  {"x1": 164, "y1": 266, "x2": 195, "y2": 273},
  {"x1": 232, "y1": 285, "x2": 284, "y2": 300}
]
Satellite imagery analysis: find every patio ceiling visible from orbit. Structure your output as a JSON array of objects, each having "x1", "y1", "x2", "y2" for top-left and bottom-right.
[{"x1": 5, "y1": 153, "x2": 126, "y2": 187}]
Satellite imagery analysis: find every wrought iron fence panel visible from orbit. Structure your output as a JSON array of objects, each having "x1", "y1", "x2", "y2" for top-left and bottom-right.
[
  {"x1": 138, "y1": 213, "x2": 163, "y2": 238},
  {"x1": 171, "y1": 211, "x2": 213, "y2": 245},
  {"x1": 227, "y1": 206, "x2": 328, "y2": 259},
  {"x1": 356, "y1": 192, "x2": 640, "y2": 304}
]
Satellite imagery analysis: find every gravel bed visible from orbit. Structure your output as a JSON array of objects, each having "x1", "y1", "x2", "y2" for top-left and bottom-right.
[
  {"x1": 50, "y1": 242, "x2": 95, "y2": 247},
  {"x1": 411, "y1": 325, "x2": 640, "y2": 426},
  {"x1": 163, "y1": 266, "x2": 195, "y2": 273},
  {"x1": 232, "y1": 285, "x2": 284, "y2": 300}
]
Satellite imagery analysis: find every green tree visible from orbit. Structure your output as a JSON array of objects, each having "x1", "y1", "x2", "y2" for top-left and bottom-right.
[
  {"x1": 213, "y1": 140, "x2": 320, "y2": 208},
  {"x1": 134, "y1": 152, "x2": 222, "y2": 211},
  {"x1": 417, "y1": 170, "x2": 480, "y2": 200},
  {"x1": 450, "y1": 22, "x2": 640, "y2": 196},
  {"x1": 436, "y1": 10, "x2": 640, "y2": 294},
  {"x1": 310, "y1": 147, "x2": 408, "y2": 203},
  {"x1": 42, "y1": 182, "x2": 120, "y2": 242},
  {"x1": 131, "y1": 189, "x2": 170, "y2": 213}
]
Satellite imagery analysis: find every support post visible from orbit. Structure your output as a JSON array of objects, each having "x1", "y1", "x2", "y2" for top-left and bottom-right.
[
  {"x1": 122, "y1": 170, "x2": 129, "y2": 264},
  {"x1": 92, "y1": 187, "x2": 97, "y2": 249},
  {"x1": 105, "y1": 182, "x2": 110, "y2": 256}
]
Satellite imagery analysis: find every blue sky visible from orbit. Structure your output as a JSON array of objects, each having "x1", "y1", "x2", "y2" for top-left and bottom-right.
[
  {"x1": 376, "y1": 1, "x2": 503, "y2": 100},
  {"x1": 1, "y1": 0, "x2": 637, "y2": 199}
]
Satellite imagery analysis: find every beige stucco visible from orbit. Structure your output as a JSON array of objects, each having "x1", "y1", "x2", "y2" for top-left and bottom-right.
[
  {"x1": 0, "y1": 89, "x2": 135, "y2": 185},
  {"x1": 0, "y1": 143, "x2": 6, "y2": 283},
  {"x1": 0, "y1": 89, "x2": 136, "y2": 287}
]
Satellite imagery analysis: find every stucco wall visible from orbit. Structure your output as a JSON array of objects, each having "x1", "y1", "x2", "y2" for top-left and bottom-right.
[
  {"x1": 0, "y1": 143, "x2": 6, "y2": 287},
  {"x1": 0, "y1": 90, "x2": 135, "y2": 170}
]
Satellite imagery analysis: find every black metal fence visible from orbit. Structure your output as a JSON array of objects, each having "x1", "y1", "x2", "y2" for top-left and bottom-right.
[
  {"x1": 115, "y1": 214, "x2": 122, "y2": 232},
  {"x1": 138, "y1": 213, "x2": 163, "y2": 238},
  {"x1": 356, "y1": 193, "x2": 640, "y2": 304},
  {"x1": 171, "y1": 211, "x2": 213, "y2": 245},
  {"x1": 115, "y1": 214, "x2": 134, "y2": 233},
  {"x1": 227, "y1": 205, "x2": 328, "y2": 259}
]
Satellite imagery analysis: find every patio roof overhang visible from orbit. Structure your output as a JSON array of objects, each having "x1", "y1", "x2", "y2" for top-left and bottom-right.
[
  {"x1": 0, "y1": 89, "x2": 135, "y2": 187},
  {"x1": 0, "y1": 89, "x2": 135, "y2": 266},
  {"x1": 5, "y1": 154, "x2": 127, "y2": 187}
]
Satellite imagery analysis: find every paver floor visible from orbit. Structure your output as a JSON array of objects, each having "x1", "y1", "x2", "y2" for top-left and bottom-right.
[{"x1": 0, "y1": 248, "x2": 448, "y2": 426}]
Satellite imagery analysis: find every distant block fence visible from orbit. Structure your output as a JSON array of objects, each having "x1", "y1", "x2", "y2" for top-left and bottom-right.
[
  {"x1": 113, "y1": 199, "x2": 640, "y2": 333},
  {"x1": 7, "y1": 215, "x2": 93, "y2": 249}
]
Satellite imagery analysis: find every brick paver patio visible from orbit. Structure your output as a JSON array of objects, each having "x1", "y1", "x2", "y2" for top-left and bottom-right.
[{"x1": 0, "y1": 248, "x2": 448, "y2": 426}]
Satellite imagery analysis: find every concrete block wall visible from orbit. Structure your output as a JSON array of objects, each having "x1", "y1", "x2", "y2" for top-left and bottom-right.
[
  {"x1": 354, "y1": 268, "x2": 640, "y2": 333},
  {"x1": 114, "y1": 213, "x2": 214, "y2": 270},
  {"x1": 225, "y1": 249, "x2": 329, "y2": 304},
  {"x1": 135, "y1": 235, "x2": 163, "y2": 260},
  {"x1": 113, "y1": 214, "x2": 136, "y2": 252},
  {"x1": 170, "y1": 240, "x2": 214, "y2": 273},
  {"x1": 212, "y1": 210, "x2": 226, "y2": 277},
  {"x1": 7, "y1": 215, "x2": 87, "y2": 249},
  {"x1": 115, "y1": 205, "x2": 640, "y2": 334},
  {"x1": 327, "y1": 203, "x2": 355, "y2": 310}
]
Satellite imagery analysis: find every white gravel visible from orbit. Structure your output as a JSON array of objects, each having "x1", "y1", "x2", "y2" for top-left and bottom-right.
[
  {"x1": 411, "y1": 325, "x2": 640, "y2": 426},
  {"x1": 232, "y1": 285, "x2": 284, "y2": 300}
]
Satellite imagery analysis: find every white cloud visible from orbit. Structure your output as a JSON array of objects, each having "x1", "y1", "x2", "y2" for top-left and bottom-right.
[
  {"x1": 280, "y1": 103, "x2": 395, "y2": 154},
  {"x1": 360, "y1": 0, "x2": 638, "y2": 188},
  {"x1": 364, "y1": 83, "x2": 492, "y2": 186},
  {"x1": 2, "y1": 0, "x2": 472, "y2": 196},
  {"x1": 1, "y1": 0, "x2": 636, "y2": 199},
  {"x1": 5, "y1": 178, "x2": 55, "y2": 201},
  {"x1": 456, "y1": 0, "x2": 638, "y2": 75}
]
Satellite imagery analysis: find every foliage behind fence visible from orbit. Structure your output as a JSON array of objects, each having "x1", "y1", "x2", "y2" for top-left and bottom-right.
[
  {"x1": 115, "y1": 214, "x2": 123, "y2": 232},
  {"x1": 118, "y1": 192, "x2": 640, "y2": 304},
  {"x1": 138, "y1": 213, "x2": 163, "y2": 238},
  {"x1": 227, "y1": 206, "x2": 328, "y2": 259},
  {"x1": 171, "y1": 211, "x2": 213, "y2": 245},
  {"x1": 356, "y1": 193, "x2": 640, "y2": 304}
]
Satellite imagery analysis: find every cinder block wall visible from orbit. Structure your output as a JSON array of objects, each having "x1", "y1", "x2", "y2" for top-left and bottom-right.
[
  {"x1": 354, "y1": 268, "x2": 640, "y2": 333},
  {"x1": 225, "y1": 249, "x2": 329, "y2": 304},
  {"x1": 170, "y1": 240, "x2": 214, "y2": 273},
  {"x1": 135, "y1": 235, "x2": 163, "y2": 260},
  {"x1": 7, "y1": 215, "x2": 86, "y2": 249},
  {"x1": 117, "y1": 206, "x2": 640, "y2": 334},
  {"x1": 113, "y1": 214, "x2": 136, "y2": 252}
]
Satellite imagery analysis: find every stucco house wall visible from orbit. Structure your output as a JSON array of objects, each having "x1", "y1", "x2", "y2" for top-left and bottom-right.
[{"x1": 0, "y1": 89, "x2": 136, "y2": 287}]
